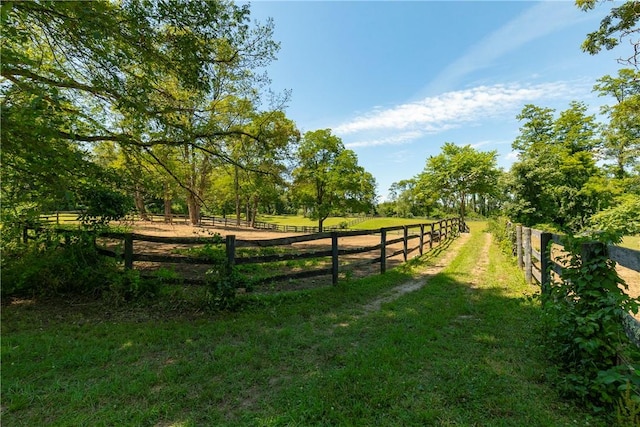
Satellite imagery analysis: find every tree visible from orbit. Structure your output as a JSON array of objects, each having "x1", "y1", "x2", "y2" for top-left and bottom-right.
[
  {"x1": 418, "y1": 143, "x2": 499, "y2": 223},
  {"x1": 223, "y1": 109, "x2": 299, "y2": 226},
  {"x1": 506, "y1": 103, "x2": 611, "y2": 231},
  {"x1": 1, "y1": 1, "x2": 283, "y2": 224},
  {"x1": 577, "y1": 0, "x2": 640, "y2": 67},
  {"x1": 292, "y1": 129, "x2": 377, "y2": 232},
  {"x1": 594, "y1": 69, "x2": 640, "y2": 179}
]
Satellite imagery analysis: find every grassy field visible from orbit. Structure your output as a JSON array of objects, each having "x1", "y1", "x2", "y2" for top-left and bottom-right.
[
  {"x1": 1, "y1": 222, "x2": 608, "y2": 426},
  {"x1": 257, "y1": 215, "x2": 435, "y2": 230},
  {"x1": 621, "y1": 234, "x2": 640, "y2": 250},
  {"x1": 257, "y1": 214, "x2": 361, "y2": 228},
  {"x1": 351, "y1": 217, "x2": 434, "y2": 230}
]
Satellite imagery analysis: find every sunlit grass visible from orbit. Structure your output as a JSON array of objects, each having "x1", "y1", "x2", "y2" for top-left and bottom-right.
[
  {"x1": 351, "y1": 217, "x2": 435, "y2": 230},
  {"x1": 257, "y1": 214, "x2": 359, "y2": 227},
  {"x1": 620, "y1": 235, "x2": 640, "y2": 250}
]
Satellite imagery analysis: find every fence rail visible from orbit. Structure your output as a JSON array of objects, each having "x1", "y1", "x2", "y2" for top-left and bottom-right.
[
  {"x1": 46, "y1": 218, "x2": 464, "y2": 287},
  {"x1": 512, "y1": 224, "x2": 640, "y2": 346}
]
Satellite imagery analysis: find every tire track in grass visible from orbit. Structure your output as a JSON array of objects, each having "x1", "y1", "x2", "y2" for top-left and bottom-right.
[{"x1": 359, "y1": 232, "x2": 473, "y2": 314}]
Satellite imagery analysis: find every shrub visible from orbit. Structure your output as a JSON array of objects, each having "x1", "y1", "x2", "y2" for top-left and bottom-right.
[{"x1": 541, "y1": 234, "x2": 640, "y2": 412}]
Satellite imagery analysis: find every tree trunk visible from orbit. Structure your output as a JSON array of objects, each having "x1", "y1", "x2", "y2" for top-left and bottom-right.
[
  {"x1": 235, "y1": 165, "x2": 241, "y2": 226},
  {"x1": 134, "y1": 188, "x2": 150, "y2": 221},
  {"x1": 187, "y1": 192, "x2": 200, "y2": 225},
  {"x1": 163, "y1": 182, "x2": 173, "y2": 223},
  {"x1": 252, "y1": 194, "x2": 260, "y2": 227}
]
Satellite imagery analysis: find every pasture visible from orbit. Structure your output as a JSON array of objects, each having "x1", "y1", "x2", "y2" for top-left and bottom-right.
[{"x1": 1, "y1": 222, "x2": 609, "y2": 426}]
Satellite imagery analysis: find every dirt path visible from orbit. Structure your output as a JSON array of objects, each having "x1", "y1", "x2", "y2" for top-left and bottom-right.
[{"x1": 360, "y1": 232, "x2": 474, "y2": 314}]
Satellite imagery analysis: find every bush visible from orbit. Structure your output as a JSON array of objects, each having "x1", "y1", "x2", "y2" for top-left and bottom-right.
[
  {"x1": 541, "y1": 235, "x2": 640, "y2": 413},
  {"x1": 486, "y1": 216, "x2": 517, "y2": 256},
  {"x1": 1, "y1": 227, "x2": 155, "y2": 304}
]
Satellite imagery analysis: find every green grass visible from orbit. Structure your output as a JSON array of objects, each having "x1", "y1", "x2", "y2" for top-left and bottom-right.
[
  {"x1": 620, "y1": 234, "x2": 640, "y2": 250},
  {"x1": 351, "y1": 217, "x2": 434, "y2": 230},
  {"x1": 1, "y1": 223, "x2": 608, "y2": 426},
  {"x1": 257, "y1": 214, "x2": 359, "y2": 228},
  {"x1": 257, "y1": 215, "x2": 435, "y2": 230}
]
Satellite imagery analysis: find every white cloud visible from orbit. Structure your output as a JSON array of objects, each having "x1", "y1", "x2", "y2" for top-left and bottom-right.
[
  {"x1": 334, "y1": 81, "x2": 579, "y2": 140},
  {"x1": 345, "y1": 131, "x2": 424, "y2": 148}
]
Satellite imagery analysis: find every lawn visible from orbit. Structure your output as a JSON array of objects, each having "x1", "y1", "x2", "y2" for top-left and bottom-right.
[
  {"x1": 621, "y1": 234, "x2": 640, "y2": 250},
  {"x1": 257, "y1": 214, "x2": 360, "y2": 228},
  {"x1": 351, "y1": 217, "x2": 435, "y2": 230},
  {"x1": 1, "y1": 222, "x2": 608, "y2": 426},
  {"x1": 257, "y1": 214, "x2": 436, "y2": 230}
]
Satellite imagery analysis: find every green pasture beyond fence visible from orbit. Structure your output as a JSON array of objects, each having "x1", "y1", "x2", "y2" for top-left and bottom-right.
[
  {"x1": 29, "y1": 218, "x2": 464, "y2": 286},
  {"x1": 511, "y1": 223, "x2": 640, "y2": 346},
  {"x1": 39, "y1": 211, "x2": 372, "y2": 234}
]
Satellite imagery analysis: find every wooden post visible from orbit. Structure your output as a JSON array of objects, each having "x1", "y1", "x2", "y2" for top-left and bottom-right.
[
  {"x1": 22, "y1": 226, "x2": 28, "y2": 244},
  {"x1": 429, "y1": 223, "x2": 434, "y2": 249},
  {"x1": 331, "y1": 232, "x2": 339, "y2": 285},
  {"x1": 540, "y1": 232, "x2": 552, "y2": 293},
  {"x1": 516, "y1": 225, "x2": 523, "y2": 269},
  {"x1": 380, "y1": 229, "x2": 387, "y2": 274},
  {"x1": 523, "y1": 227, "x2": 532, "y2": 283},
  {"x1": 403, "y1": 226, "x2": 408, "y2": 262},
  {"x1": 226, "y1": 235, "x2": 236, "y2": 270},
  {"x1": 419, "y1": 224, "x2": 424, "y2": 256},
  {"x1": 124, "y1": 233, "x2": 134, "y2": 270}
]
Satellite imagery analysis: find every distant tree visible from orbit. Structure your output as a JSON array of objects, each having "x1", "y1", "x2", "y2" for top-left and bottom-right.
[
  {"x1": 292, "y1": 129, "x2": 377, "y2": 232},
  {"x1": 418, "y1": 143, "x2": 499, "y2": 223}
]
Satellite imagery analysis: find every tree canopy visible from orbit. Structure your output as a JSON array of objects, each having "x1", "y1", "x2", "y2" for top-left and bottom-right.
[
  {"x1": 292, "y1": 129, "x2": 376, "y2": 231},
  {"x1": 1, "y1": 0, "x2": 290, "y2": 224},
  {"x1": 418, "y1": 143, "x2": 500, "y2": 223}
]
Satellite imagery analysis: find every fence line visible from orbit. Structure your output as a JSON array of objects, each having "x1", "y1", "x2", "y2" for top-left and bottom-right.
[
  {"x1": 512, "y1": 224, "x2": 640, "y2": 346},
  {"x1": 77, "y1": 218, "x2": 464, "y2": 286}
]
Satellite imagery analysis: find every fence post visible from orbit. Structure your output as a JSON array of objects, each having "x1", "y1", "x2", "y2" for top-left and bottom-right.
[
  {"x1": 516, "y1": 225, "x2": 523, "y2": 269},
  {"x1": 429, "y1": 223, "x2": 435, "y2": 249},
  {"x1": 419, "y1": 224, "x2": 424, "y2": 256},
  {"x1": 380, "y1": 229, "x2": 387, "y2": 274},
  {"x1": 523, "y1": 227, "x2": 532, "y2": 283},
  {"x1": 331, "y1": 232, "x2": 339, "y2": 285},
  {"x1": 403, "y1": 226, "x2": 408, "y2": 262},
  {"x1": 226, "y1": 235, "x2": 236, "y2": 271},
  {"x1": 540, "y1": 232, "x2": 552, "y2": 293},
  {"x1": 22, "y1": 226, "x2": 29, "y2": 244},
  {"x1": 124, "y1": 233, "x2": 134, "y2": 270}
]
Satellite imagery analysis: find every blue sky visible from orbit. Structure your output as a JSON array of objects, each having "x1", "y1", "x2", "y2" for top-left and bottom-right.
[{"x1": 248, "y1": 1, "x2": 627, "y2": 201}]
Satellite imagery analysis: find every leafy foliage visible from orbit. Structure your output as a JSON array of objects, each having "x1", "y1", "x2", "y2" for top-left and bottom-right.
[
  {"x1": 577, "y1": 0, "x2": 640, "y2": 67},
  {"x1": 1, "y1": 229, "x2": 120, "y2": 297},
  {"x1": 417, "y1": 143, "x2": 501, "y2": 222},
  {"x1": 292, "y1": 129, "x2": 376, "y2": 231},
  {"x1": 505, "y1": 102, "x2": 610, "y2": 232},
  {"x1": 541, "y1": 235, "x2": 640, "y2": 411}
]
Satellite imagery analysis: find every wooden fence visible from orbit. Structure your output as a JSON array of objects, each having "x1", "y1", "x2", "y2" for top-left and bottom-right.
[
  {"x1": 93, "y1": 218, "x2": 463, "y2": 286},
  {"x1": 513, "y1": 224, "x2": 640, "y2": 346}
]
